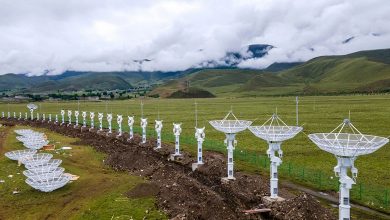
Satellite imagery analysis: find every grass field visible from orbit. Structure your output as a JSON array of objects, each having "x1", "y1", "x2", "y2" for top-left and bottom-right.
[
  {"x1": 0, "y1": 125, "x2": 166, "y2": 219},
  {"x1": 1, "y1": 95, "x2": 390, "y2": 211}
]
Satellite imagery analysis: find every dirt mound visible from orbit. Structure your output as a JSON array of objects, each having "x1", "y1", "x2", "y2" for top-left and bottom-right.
[
  {"x1": 2, "y1": 118, "x2": 336, "y2": 220},
  {"x1": 270, "y1": 193, "x2": 335, "y2": 220},
  {"x1": 126, "y1": 183, "x2": 160, "y2": 198}
]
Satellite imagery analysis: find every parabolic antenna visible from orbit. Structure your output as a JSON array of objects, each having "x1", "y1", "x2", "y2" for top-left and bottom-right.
[
  {"x1": 249, "y1": 113, "x2": 302, "y2": 199},
  {"x1": 308, "y1": 119, "x2": 388, "y2": 220},
  {"x1": 23, "y1": 167, "x2": 65, "y2": 179},
  {"x1": 209, "y1": 111, "x2": 252, "y2": 180},
  {"x1": 308, "y1": 119, "x2": 388, "y2": 157},
  {"x1": 4, "y1": 149, "x2": 37, "y2": 161},
  {"x1": 26, "y1": 174, "x2": 71, "y2": 192},
  {"x1": 27, "y1": 103, "x2": 38, "y2": 110},
  {"x1": 249, "y1": 114, "x2": 302, "y2": 142}
]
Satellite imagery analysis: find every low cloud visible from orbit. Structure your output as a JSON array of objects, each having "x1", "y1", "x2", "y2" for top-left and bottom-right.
[{"x1": 0, "y1": 0, "x2": 389, "y2": 75}]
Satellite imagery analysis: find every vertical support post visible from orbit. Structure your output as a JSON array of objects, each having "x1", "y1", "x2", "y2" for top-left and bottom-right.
[
  {"x1": 195, "y1": 127, "x2": 205, "y2": 166},
  {"x1": 173, "y1": 123, "x2": 182, "y2": 156},
  {"x1": 155, "y1": 120, "x2": 163, "y2": 149},
  {"x1": 82, "y1": 111, "x2": 87, "y2": 127},
  {"x1": 30, "y1": 109, "x2": 34, "y2": 120},
  {"x1": 42, "y1": 113, "x2": 45, "y2": 122},
  {"x1": 117, "y1": 115, "x2": 123, "y2": 136},
  {"x1": 48, "y1": 114, "x2": 51, "y2": 122},
  {"x1": 55, "y1": 114, "x2": 58, "y2": 124},
  {"x1": 19, "y1": 112, "x2": 21, "y2": 120},
  {"x1": 296, "y1": 96, "x2": 299, "y2": 126},
  {"x1": 98, "y1": 113, "x2": 103, "y2": 131},
  {"x1": 336, "y1": 157, "x2": 355, "y2": 220},
  {"x1": 225, "y1": 133, "x2": 236, "y2": 180},
  {"x1": 127, "y1": 116, "x2": 134, "y2": 140},
  {"x1": 74, "y1": 111, "x2": 79, "y2": 128},
  {"x1": 67, "y1": 110, "x2": 72, "y2": 126},
  {"x1": 268, "y1": 142, "x2": 282, "y2": 198},
  {"x1": 36, "y1": 112, "x2": 39, "y2": 120},
  {"x1": 90, "y1": 112, "x2": 95, "y2": 129},
  {"x1": 141, "y1": 118, "x2": 147, "y2": 144},
  {"x1": 61, "y1": 110, "x2": 65, "y2": 125},
  {"x1": 107, "y1": 114, "x2": 112, "y2": 134},
  {"x1": 25, "y1": 112, "x2": 28, "y2": 120}
]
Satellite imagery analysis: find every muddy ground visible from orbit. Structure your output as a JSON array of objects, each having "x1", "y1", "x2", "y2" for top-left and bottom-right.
[{"x1": 1, "y1": 119, "x2": 336, "y2": 220}]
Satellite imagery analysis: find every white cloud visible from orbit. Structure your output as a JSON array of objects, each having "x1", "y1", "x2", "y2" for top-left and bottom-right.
[{"x1": 0, "y1": 0, "x2": 389, "y2": 75}]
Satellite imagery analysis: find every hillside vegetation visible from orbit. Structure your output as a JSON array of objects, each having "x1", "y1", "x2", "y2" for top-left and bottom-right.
[{"x1": 151, "y1": 49, "x2": 390, "y2": 97}]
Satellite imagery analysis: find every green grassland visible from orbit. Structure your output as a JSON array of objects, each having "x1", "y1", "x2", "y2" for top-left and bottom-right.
[
  {"x1": 152, "y1": 49, "x2": 390, "y2": 97},
  {"x1": 0, "y1": 125, "x2": 166, "y2": 219},
  {"x1": 2, "y1": 95, "x2": 390, "y2": 211}
]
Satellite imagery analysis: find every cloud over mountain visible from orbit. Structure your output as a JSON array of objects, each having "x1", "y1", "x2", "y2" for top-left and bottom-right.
[{"x1": 0, "y1": 0, "x2": 389, "y2": 75}]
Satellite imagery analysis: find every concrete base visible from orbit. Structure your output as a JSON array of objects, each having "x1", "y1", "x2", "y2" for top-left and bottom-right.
[
  {"x1": 153, "y1": 147, "x2": 162, "y2": 151},
  {"x1": 169, "y1": 154, "x2": 183, "y2": 161},
  {"x1": 88, "y1": 127, "x2": 95, "y2": 132},
  {"x1": 262, "y1": 196, "x2": 285, "y2": 206},
  {"x1": 221, "y1": 177, "x2": 236, "y2": 183},
  {"x1": 191, "y1": 162, "x2": 203, "y2": 171}
]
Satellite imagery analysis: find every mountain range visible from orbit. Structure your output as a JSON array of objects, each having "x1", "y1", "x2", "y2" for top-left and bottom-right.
[{"x1": 0, "y1": 48, "x2": 389, "y2": 96}]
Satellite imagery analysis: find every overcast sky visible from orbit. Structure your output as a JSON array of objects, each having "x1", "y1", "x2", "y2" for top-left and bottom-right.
[{"x1": 0, "y1": 0, "x2": 389, "y2": 75}]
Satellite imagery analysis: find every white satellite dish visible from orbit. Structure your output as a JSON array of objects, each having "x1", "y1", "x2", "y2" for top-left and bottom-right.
[
  {"x1": 209, "y1": 111, "x2": 252, "y2": 180},
  {"x1": 27, "y1": 103, "x2": 38, "y2": 120},
  {"x1": 27, "y1": 103, "x2": 38, "y2": 110},
  {"x1": 249, "y1": 113, "x2": 302, "y2": 199},
  {"x1": 308, "y1": 119, "x2": 388, "y2": 220}
]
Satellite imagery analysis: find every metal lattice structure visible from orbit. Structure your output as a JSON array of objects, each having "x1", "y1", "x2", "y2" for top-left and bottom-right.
[
  {"x1": 26, "y1": 174, "x2": 71, "y2": 192},
  {"x1": 20, "y1": 153, "x2": 53, "y2": 166},
  {"x1": 23, "y1": 167, "x2": 65, "y2": 179},
  {"x1": 25, "y1": 159, "x2": 62, "y2": 170},
  {"x1": 4, "y1": 149, "x2": 37, "y2": 161},
  {"x1": 249, "y1": 113, "x2": 302, "y2": 199},
  {"x1": 209, "y1": 111, "x2": 252, "y2": 180},
  {"x1": 308, "y1": 119, "x2": 389, "y2": 220}
]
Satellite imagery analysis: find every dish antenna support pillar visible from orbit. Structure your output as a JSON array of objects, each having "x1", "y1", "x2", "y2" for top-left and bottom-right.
[
  {"x1": 89, "y1": 112, "x2": 95, "y2": 130},
  {"x1": 25, "y1": 112, "x2": 28, "y2": 120},
  {"x1": 127, "y1": 116, "x2": 134, "y2": 141},
  {"x1": 55, "y1": 114, "x2": 58, "y2": 124},
  {"x1": 18, "y1": 112, "x2": 22, "y2": 120},
  {"x1": 107, "y1": 113, "x2": 113, "y2": 134},
  {"x1": 225, "y1": 133, "x2": 237, "y2": 180},
  {"x1": 172, "y1": 123, "x2": 182, "y2": 156},
  {"x1": 36, "y1": 112, "x2": 40, "y2": 121},
  {"x1": 98, "y1": 113, "x2": 103, "y2": 131},
  {"x1": 48, "y1": 114, "x2": 51, "y2": 123},
  {"x1": 141, "y1": 118, "x2": 147, "y2": 144},
  {"x1": 67, "y1": 110, "x2": 72, "y2": 126},
  {"x1": 82, "y1": 111, "x2": 87, "y2": 127},
  {"x1": 60, "y1": 110, "x2": 65, "y2": 125},
  {"x1": 268, "y1": 142, "x2": 283, "y2": 198},
  {"x1": 117, "y1": 115, "x2": 123, "y2": 137},
  {"x1": 192, "y1": 127, "x2": 205, "y2": 170},
  {"x1": 13, "y1": 112, "x2": 16, "y2": 119},
  {"x1": 74, "y1": 111, "x2": 79, "y2": 128},
  {"x1": 154, "y1": 120, "x2": 163, "y2": 149}
]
